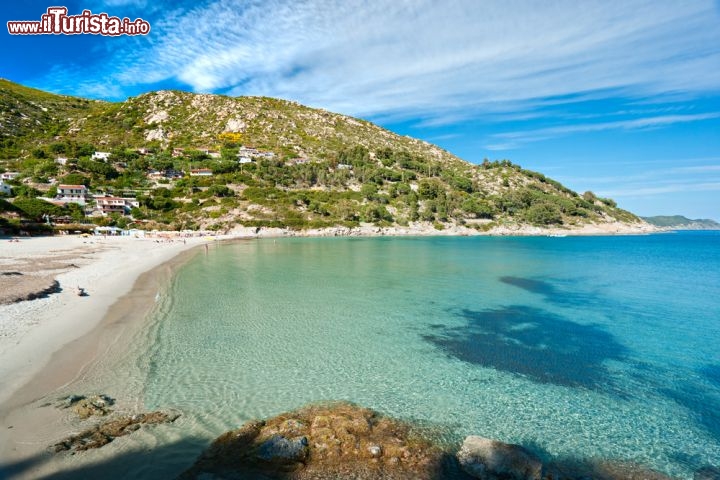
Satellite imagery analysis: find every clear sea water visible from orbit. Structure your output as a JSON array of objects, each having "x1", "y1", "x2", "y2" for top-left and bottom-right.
[{"x1": 91, "y1": 232, "x2": 720, "y2": 478}]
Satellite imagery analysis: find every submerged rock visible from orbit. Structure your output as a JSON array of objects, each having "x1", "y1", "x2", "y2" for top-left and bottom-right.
[
  {"x1": 545, "y1": 459, "x2": 676, "y2": 480},
  {"x1": 51, "y1": 411, "x2": 180, "y2": 453},
  {"x1": 456, "y1": 436, "x2": 542, "y2": 480},
  {"x1": 180, "y1": 402, "x2": 448, "y2": 479},
  {"x1": 695, "y1": 466, "x2": 720, "y2": 480}
]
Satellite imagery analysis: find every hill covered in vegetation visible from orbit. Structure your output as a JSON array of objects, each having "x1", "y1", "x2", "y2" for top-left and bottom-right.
[
  {"x1": 0, "y1": 78, "x2": 644, "y2": 233},
  {"x1": 641, "y1": 215, "x2": 720, "y2": 230}
]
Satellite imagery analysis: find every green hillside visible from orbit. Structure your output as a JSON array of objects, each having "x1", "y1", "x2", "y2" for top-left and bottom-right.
[
  {"x1": 641, "y1": 215, "x2": 720, "y2": 229},
  {"x1": 0, "y1": 79, "x2": 643, "y2": 233}
]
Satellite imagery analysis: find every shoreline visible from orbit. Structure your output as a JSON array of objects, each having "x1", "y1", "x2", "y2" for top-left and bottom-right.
[
  {"x1": 0, "y1": 220, "x2": 658, "y2": 408},
  {"x1": 0, "y1": 235, "x2": 231, "y2": 476},
  {"x1": 0, "y1": 235, "x2": 215, "y2": 409},
  {"x1": 225, "y1": 220, "x2": 660, "y2": 238},
  {"x1": 0, "y1": 222, "x2": 661, "y2": 478}
]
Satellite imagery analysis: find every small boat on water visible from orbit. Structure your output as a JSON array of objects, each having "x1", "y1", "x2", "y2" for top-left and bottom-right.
[{"x1": 547, "y1": 233, "x2": 567, "y2": 237}]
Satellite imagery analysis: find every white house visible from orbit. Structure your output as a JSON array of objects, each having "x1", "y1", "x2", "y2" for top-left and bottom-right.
[
  {"x1": 238, "y1": 156, "x2": 253, "y2": 164},
  {"x1": 239, "y1": 146, "x2": 260, "y2": 156},
  {"x1": 197, "y1": 148, "x2": 221, "y2": 158},
  {"x1": 92, "y1": 151, "x2": 111, "y2": 161},
  {"x1": 95, "y1": 196, "x2": 138, "y2": 215},
  {"x1": 239, "y1": 146, "x2": 275, "y2": 159},
  {"x1": 287, "y1": 157, "x2": 310, "y2": 165},
  {"x1": 147, "y1": 170, "x2": 165, "y2": 180},
  {"x1": 57, "y1": 184, "x2": 88, "y2": 205},
  {"x1": 0, "y1": 181, "x2": 12, "y2": 196},
  {"x1": 55, "y1": 157, "x2": 68, "y2": 165},
  {"x1": 190, "y1": 168, "x2": 213, "y2": 176},
  {"x1": 0, "y1": 172, "x2": 20, "y2": 181}
]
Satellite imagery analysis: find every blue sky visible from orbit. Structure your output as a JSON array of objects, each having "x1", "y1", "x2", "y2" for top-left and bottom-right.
[{"x1": 2, "y1": 0, "x2": 720, "y2": 219}]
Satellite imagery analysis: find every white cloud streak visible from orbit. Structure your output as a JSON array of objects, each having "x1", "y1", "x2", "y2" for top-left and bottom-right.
[
  {"x1": 553, "y1": 158, "x2": 720, "y2": 201},
  {"x1": 601, "y1": 181, "x2": 720, "y2": 197},
  {"x1": 34, "y1": 0, "x2": 720, "y2": 123},
  {"x1": 485, "y1": 113, "x2": 720, "y2": 150}
]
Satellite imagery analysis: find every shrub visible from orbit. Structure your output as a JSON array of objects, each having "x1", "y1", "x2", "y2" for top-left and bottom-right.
[
  {"x1": 417, "y1": 179, "x2": 443, "y2": 199},
  {"x1": 524, "y1": 202, "x2": 563, "y2": 225},
  {"x1": 13, "y1": 197, "x2": 62, "y2": 220}
]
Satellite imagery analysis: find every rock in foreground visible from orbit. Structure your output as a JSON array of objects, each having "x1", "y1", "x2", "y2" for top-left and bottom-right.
[
  {"x1": 57, "y1": 394, "x2": 115, "y2": 418},
  {"x1": 180, "y1": 402, "x2": 452, "y2": 480},
  {"x1": 457, "y1": 436, "x2": 542, "y2": 480},
  {"x1": 52, "y1": 411, "x2": 181, "y2": 453}
]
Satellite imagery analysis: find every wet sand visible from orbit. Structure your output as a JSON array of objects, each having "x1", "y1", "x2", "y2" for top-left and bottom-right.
[{"x1": 0, "y1": 236, "x2": 218, "y2": 479}]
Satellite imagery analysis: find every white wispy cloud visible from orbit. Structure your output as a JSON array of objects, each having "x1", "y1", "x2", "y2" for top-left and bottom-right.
[
  {"x1": 485, "y1": 113, "x2": 720, "y2": 150},
  {"x1": 601, "y1": 181, "x2": 720, "y2": 197},
  {"x1": 560, "y1": 162, "x2": 720, "y2": 185},
  {"x1": 33, "y1": 0, "x2": 720, "y2": 123},
  {"x1": 551, "y1": 157, "x2": 720, "y2": 201},
  {"x1": 671, "y1": 164, "x2": 720, "y2": 173}
]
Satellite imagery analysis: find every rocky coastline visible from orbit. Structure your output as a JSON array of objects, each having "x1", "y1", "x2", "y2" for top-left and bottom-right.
[
  {"x1": 228, "y1": 219, "x2": 659, "y2": 239},
  {"x1": 178, "y1": 401, "x2": 717, "y2": 480},
  {"x1": 47, "y1": 397, "x2": 717, "y2": 480},
  {"x1": 179, "y1": 402, "x2": 720, "y2": 480}
]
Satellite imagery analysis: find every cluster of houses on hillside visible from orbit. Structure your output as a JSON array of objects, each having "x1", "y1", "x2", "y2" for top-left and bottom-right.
[
  {"x1": 47, "y1": 185, "x2": 139, "y2": 216},
  {"x1": 237, "y1": 146, "x2": 275, "y2": 164},
  {"x1": 48, "y1": 145, "x2": 279, "y2": 168},
  {"x1": 171, "y1": 147, "x2": 222, "y2": 158},
  {"x1": 2, "y1": 145, "x2": 289, "y2": 216},
  {"x1": 147, "y1": 169, "x2": 184, "y2": 180},
  {"x1": 94, "y1": 195, "x2": 140, "y2": 215}
]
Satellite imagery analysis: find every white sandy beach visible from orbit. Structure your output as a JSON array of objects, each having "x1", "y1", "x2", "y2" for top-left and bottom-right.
[{"x1": 0, "y1": 234, "x2": 218, "y2": 409}]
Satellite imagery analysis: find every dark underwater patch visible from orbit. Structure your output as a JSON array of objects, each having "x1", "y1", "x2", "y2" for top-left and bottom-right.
[
  {"x1": 659, "y1": 380, "x2": 720, "y2": 442},
  {"x1": 423, "y1": 305, "x2": 627, "y2": 390},
  {"x1": 500, "y1": 276, "x2": 556, "y2": 295},
  {"x1": 499, "y1": 276, "x2": 598, "y2": 308},
  {"x1": 701, "y1": 364, "x2": 720, "y2": 387}
]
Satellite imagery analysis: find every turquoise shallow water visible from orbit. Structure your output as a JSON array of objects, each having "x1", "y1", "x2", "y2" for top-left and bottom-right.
[{"x1": 131, "y1": 233, "x2": 720, "y2": 477}]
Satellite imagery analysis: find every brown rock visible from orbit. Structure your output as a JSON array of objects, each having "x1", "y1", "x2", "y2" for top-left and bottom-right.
[
  {"x1": 59, "y1": 394, "x2": 115, "y2": 418},
  {"x1": 179, "y1": 402, "x2": 446, "y2": 480},
  {"x1": 457, "y1": 436, "x2": 543, "y2": 480},
  {"x1": 51, "y1": 410, "x2": 180, "y2": 453}
]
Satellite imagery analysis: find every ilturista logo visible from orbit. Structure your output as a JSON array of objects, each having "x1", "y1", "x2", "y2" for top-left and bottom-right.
[{"x1": 7, "y1": 7, "x2": 151, "y2": 36}]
